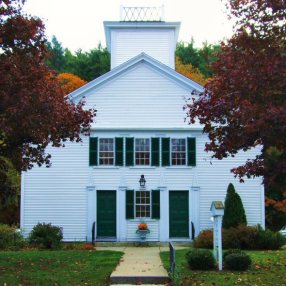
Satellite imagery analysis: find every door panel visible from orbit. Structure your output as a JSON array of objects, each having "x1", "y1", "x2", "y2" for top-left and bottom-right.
[
  {"x1": 97, "y1": 191, "x2": 116, "y2": 238},
  {"x1": 169, "y1": 191, "x2": 189, "y2": 238}
]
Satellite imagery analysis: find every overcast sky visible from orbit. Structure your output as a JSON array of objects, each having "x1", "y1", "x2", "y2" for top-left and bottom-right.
[{"x1": 23, "y1": 0, "x2": 234, "y2": 52}]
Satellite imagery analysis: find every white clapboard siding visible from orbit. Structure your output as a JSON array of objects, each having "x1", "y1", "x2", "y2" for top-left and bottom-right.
[
  {"x1": 81, "y1": 63, "x2": 202, "y2": 129},
  {"x1": 126, "y1": 220, "x2": 160, "y2": 241},
  {"x1": 111, "y1": 29, "x2": 175, "y2": 69},
  {"x1": 22, "y1": 130, "x2": 263, "y2": 241}
]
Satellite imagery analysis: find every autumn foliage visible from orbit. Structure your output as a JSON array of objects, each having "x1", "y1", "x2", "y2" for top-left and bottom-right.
[
  {"x1": 185, "y1": 0, "x2": 286, "y2": 229},
  {"x1": 0, "y1": 0, "x2": 94, "y2": 171},
  {"x1": 175, "y1": 56, "x2": 208, "y2": 86},
  {"x1": 58, "y1": 73, "x2": 87, "y2": 95}
]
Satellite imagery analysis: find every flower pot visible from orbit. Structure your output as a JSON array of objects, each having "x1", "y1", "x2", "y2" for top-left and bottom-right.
[{"x1": 137, "y1": 229, "x2": 149, "y2": 241}]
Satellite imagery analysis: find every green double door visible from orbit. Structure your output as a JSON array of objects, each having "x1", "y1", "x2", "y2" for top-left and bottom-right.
[
  {"x1": 169, "y1": 191, "x2": 189, "y2": 238},
  {"x1": 97, "y1": 191, "x2": 116, "y2": 238}
]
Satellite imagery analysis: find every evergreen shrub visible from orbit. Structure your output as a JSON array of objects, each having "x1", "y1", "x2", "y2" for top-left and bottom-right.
[
  {"x1": 257, "y1": 227, "x2": 286, "y2": 250},
  {"x1": 223, "y1": 248, "x2": 242, "y2": 260},
  {"x1": 186, "y1": 249, "x2": 216, "y2": 270},
  {"x1": 28, "y1": 223, "x2": 63, "y2": 249},
  {"x1": 222, "y1": 183, "x2": 247, "y2": 229},
  {"x1": 224, "y1": 252, "x2": 252, "y2": 271}
]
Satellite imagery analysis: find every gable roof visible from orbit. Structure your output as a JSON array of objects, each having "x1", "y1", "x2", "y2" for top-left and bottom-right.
[{"x1": 68, "y1": 52, "x2": 204, "y2": 101}]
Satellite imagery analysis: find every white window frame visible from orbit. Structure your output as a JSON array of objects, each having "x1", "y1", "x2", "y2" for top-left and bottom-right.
[
  {"x1": 135, "y1": 190, "x2": 151, "y2": 218},
  {"x1": 134, "y1": 138, "x2": 151, "y2": 166},
  {"x1": 98, "y1": 138, "x2": 115, "y2": 166},
  {"x1": 170, "y1": 138, "x2": 187, "y2": 166}
]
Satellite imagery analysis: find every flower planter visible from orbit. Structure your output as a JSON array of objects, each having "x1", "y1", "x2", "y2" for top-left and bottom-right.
[{"x1": 136, "y1": 229, "x2": 150, "y2": 241}]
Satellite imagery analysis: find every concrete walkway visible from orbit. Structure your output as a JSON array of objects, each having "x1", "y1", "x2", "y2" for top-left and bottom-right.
[{"x1": 109, "y1": 247, "x2": 169, "y2": 285}]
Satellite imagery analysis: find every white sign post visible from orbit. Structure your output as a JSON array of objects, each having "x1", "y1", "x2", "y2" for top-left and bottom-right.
[{"x1": 210, "y1": 201, "x2": 224, "y2": 271}]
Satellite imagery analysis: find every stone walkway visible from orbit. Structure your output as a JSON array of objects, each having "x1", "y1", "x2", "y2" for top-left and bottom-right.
[{"x1": 108, "y1": 246, "x2": 169, "y2": 285}]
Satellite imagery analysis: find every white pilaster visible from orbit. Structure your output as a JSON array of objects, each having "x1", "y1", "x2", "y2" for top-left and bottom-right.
[
  {"x1": 190, "y1": 186, "x2": 200, "y2": 238},
  {"x1": 86, "y1": 186, "x2": 96, "y2": 242}
]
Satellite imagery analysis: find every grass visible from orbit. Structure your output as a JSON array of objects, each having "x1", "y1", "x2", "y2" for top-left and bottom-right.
[
  {"x1": 0, "y1": 250, "x2": 123, "y2": 286},
  {"x1": 160, "y1": 248, "x2": 286, "y2": 286}
]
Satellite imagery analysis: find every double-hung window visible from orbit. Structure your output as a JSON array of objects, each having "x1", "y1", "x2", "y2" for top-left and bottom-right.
[
  {"x1": 171, "y1": 139, "x2": 186, "y2": 165},
  {"x1": 135, "y1": 138, "x2": 150, "y2": 165},
  {"x1": 99, "y1": 138, "x2": 114, "y2": 165},
  {"x1": 135, "y1": 191, "x2": 151, "y2": 218}
]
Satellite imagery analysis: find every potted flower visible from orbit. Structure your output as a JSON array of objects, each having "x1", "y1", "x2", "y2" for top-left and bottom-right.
[{"x1": 136, "y1": 223, "x2": 150, "y2": 240}]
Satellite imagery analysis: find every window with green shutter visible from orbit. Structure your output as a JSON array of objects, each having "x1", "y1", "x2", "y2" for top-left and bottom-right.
[
  {"x1": 89, "y1": 137, "x2": 98, "y2": 166},
  {"x1": 125, "y1": 138, "x2": 134, "y2": 166},
  {"x1": 126, "y1": 190, "x2": 134, "y2": 219},
  {"x1": 151, "y1": 190, "x2": 160, "y2": 219},
  {"x1": 187, "y1": 137, "x2": 196, "y2": 166},
  {"x1": 151, "y1": 138, "x2": 160, "y2": 167},
  {"x1": 115, "y1": 137, "x2": 123, "y2": 166},
  {"x1": 161, "y1": 138, "x2": 170, "y2": 166}
]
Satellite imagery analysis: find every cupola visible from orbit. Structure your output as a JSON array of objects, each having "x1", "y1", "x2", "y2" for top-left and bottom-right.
[{"x1": 104, "y1": 6, "x2": 180, "y2": 69}]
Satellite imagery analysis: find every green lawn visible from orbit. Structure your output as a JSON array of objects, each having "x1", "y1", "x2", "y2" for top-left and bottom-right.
[
  {"x1": 0, "y1": 250, "x2": 123, "y2": 286},
  {"x1": 160, "y1": 248, "x2": 286, "y2": 286}
]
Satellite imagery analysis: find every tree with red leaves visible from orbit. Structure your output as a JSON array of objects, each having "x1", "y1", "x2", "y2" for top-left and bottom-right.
[
  {"x1": 0, "y1": 0, "x2": 95, "y2": 171},
  {"x1": 186, "y1": 0, "x2": 286, "y2": 230}
]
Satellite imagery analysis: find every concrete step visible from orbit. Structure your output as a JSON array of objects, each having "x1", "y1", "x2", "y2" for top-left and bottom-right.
[{"x1": 110, "y1": 276, "x2": 169, "y2": 284}]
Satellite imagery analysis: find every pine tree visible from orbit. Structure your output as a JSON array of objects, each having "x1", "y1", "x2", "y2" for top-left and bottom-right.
[{"x1": 222, "y1": 183, "x2": 247, "y2": 229}]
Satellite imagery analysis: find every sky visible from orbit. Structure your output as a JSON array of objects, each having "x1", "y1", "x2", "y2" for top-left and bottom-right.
[{"x1": 23, "y1": 0, "x2": 234, "y2": 52}]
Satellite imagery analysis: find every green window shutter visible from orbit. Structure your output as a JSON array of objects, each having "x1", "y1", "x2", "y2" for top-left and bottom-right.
[
  {"x1": 89, "y1": 137, "x2": 98, "y2": 166},
  {"x1": 115, "y1": 137, "x2": 123, "y2": 166},
  {"x1": 161, "y1": 138, "x2": 170, "y2": 166},
  {"x1": 126, "y1": 190, "x2": 134, "y2": 219},
  {"x1": 151, "y1": 138, "x2": 160, "y2": 167},
  {"x1": 188, "y1": 137, "x2": 196, "y2": 166},
  {"x1": 125, "y1": 138, "x2": 134, "y2": 166},
  {"x1": 151, "y1": 190, "x2": 160, "y2": 219}
]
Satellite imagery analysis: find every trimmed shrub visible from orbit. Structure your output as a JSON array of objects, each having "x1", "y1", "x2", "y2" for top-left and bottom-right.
[
  {"x1": 0, "y1": 224, "x2": 24, "y2": 250},
  {"x1": 223, "y1": 249, "x2": 243, "y2": 260},
  {"x1": 193, "y1": 229, "x2": 213, "y2": 249},
  {"x1": 257, "y1": 227, "x2": 286, "y2": 250},
  {"x1": 186, "y1": 249, "x2": 216, "y2": 270},
  {"x1": 224, "y1": 252, "x2": 252, "y2": 271},
  {"x1": 28, "y1": 223, "x2": 63, "y2": 249},
  {"x1": 223, "y1": 183, "x2": 247, "y2": 229}
]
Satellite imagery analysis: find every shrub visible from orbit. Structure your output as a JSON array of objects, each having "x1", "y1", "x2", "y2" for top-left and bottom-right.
[
  {"x1": 222, "y1": 183, "x2": 247, "y2": 229},
  {"x1": 257, "y1": 227, "x2": 286, "y2": 250},
  {"x1": 222, "y1": 228, "x2": 241, "y2": 249},
  {"x1": 28, "y1": 223, "x2": 63, "y2": 249},
  {"x1": 223, "y1": 249, "x2": 242, "y2": 260},
  {"x1": 186, "y1": 249, "x2": 216, "y2": 270},
  {"x1": 193, "y1": 229, "x2": 213, "y2": 249},
  {"x1": 224, "y1": 252, "x2": 252, "y2": 271},
  {"x1": 0, "y1": 224, "x2": 24, "y2": 250},
  {"x1": 195, "y1": 225, "x2": 286, "y2": 251},
  {"x1": 222, "y1": 225, "x2": 259, "y2": 249}
]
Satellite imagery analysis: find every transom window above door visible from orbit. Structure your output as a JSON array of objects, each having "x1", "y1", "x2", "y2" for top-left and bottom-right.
[
  {"x1": 135, "y1": 138, "x2": 150, "y2": 165},
  {"x1": 99, "y1": 138, "x2": 114, "y2": 165},
  {"x1": 136, "y1": 191, "x2": 150, "y2": 218},
  {"x1": 171, "y1": 139, "x2": 186, "y2": 165}
]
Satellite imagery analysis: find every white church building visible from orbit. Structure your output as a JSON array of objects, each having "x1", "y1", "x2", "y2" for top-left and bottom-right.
[{"x1": 20, "y1": 7, "x2": 265, "y2": 242}]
